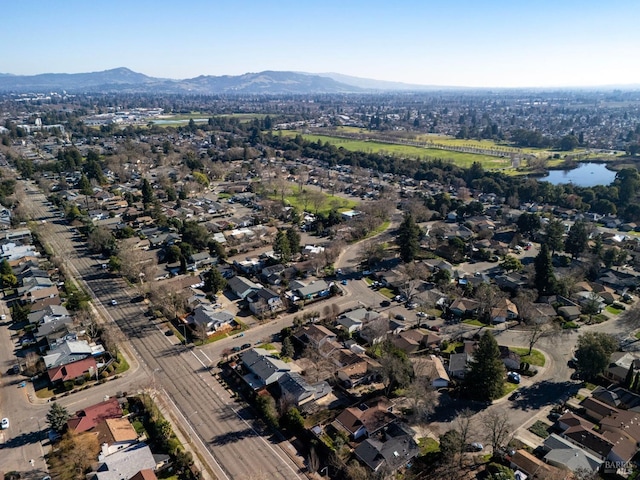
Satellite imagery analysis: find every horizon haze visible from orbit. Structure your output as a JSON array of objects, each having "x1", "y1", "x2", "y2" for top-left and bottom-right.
[{"x1": 3, "y1": 0, "x2": 640, "y2": 89}]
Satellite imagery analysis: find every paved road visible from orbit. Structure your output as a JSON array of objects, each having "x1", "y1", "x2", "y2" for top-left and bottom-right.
[{"x1": 10, "y1": 181, "x2": 305, "y2": 480}]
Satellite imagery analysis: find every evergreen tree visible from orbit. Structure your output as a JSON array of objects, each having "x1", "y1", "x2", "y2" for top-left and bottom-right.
[
  {"x1": 204, "y1": 268, "x2": 227, "y2": 294},
  {"x1": 0, "y1": 258, "x2": 11, "y2": 276},
  {"x1": 141, "y1": 178, "x2": 154, "y2": 205},
  {"x1": 565, "y1": 221, "x2": 588, "y2": 259},
  {"x1": 545, "y1": 219, "x2": 565, "y2": 255},
  {"x1": 281, "y1": 337, "x2": 294, "y2": 358},
  {"x1": 274, "y1": 230, "x2": 291, "y2": 263},
  {"x1": 78, "y1": 174, "x2": 93, "y2": 196},
  {"x1": 575, "y1": 332, "x2": 617, "y2": 381},
  {"x1": 286, "y1": 228, "x2": 301, "y2": 256},
  {"x1": 464, "y1": 331, "x2": 505, "y2": 401},
  {"x1": 397, "y1": 213, "x2": 421, "y2": 263},
  {"x1": 534, "y1": 243, "x2": 557, "y2": 296},
  {"x1": 625, "y1": 363, "x2": 635, "y2": 389},
  {"x1": 46, "y1": 402, "x2": 70, "y2": 433}
]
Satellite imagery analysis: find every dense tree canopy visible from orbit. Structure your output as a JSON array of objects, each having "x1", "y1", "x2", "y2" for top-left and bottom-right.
[
  {"x1": 575, "y1": 332, "x2": 618, "y2": 380},
  {"x1": 464, "y1": 331, "x2": 505, "y2": 401}
]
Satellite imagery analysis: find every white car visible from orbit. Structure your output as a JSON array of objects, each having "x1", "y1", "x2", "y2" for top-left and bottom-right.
[
  {"x1": 110, "y1": 299, "x2": 118, "y2": 306},
  {"x1": 1, "y1": 417, "x2": 9, "y2": 429}
]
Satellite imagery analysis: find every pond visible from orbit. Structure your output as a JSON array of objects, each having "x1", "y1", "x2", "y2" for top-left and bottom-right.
[{"x1": 542, "y1": 162, "x2": 617, "y2": 187}]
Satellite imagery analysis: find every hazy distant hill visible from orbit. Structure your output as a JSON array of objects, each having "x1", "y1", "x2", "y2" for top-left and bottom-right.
[
  {"x1": 316, "y1": 72, "x2": 445, "y2": 91},
  {"x1": 0, "y1": 68, "x2": 361, "y2": 94}
]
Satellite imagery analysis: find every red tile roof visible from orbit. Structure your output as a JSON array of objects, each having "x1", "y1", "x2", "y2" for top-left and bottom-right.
[
  {"x1": 67, "y1": 397, "x2": 122, "y2": 433},
  {"x1": 47, "y1": 356, "x2": 97, "y2": 383}
]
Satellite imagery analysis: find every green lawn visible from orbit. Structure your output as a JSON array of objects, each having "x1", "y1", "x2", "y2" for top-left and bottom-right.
[
  {"x1": 528, "y1": 420, "x2": 552, "y2": 439},
  {"x1": 418, "y1": 437, "x2": 440, "y2": 455},
  {"x1": 279, "y1": 131, "x2": 513, "y2": 169},
  {"x1": 635, "y1": 331, "x2": 640, "y2": 340},
  {"x1": 462, "y1": 319, "x2": 493, "y2": 328},
  {"x1": 606, "y1": 305, "x2": 623, "y2": 315},
  {"x1": 379, "y1": 287, "x2": 395, "y2": 299},
  {"x1": 442, "y1": 341, "x2": 463, "y2": 354},
  {"x1": 271, "y1": 190, "x2": 358, "y2": 216},
  {"x1": 503, "y1": 382, "x2": 519, "y2": 395},
  {"x1": 511, "y1": 347, "x2": 546, "y2": 367}
]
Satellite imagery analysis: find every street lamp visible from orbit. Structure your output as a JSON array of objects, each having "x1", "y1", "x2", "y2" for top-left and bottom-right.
[{"x1": 320, "y1": 466, "x2": 329, "y2": 477}]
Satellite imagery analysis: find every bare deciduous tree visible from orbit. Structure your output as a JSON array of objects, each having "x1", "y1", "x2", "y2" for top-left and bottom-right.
[{"x1": 481, "y1": 410, "x2": 512, "y2": 454}]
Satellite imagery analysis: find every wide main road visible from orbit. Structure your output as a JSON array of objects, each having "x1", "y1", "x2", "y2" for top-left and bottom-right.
[{"x1": 19, "y1": 181, "x2": 305, "y2": 480}]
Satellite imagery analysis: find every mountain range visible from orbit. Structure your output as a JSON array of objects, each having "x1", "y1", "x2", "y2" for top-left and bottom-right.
[{"x1": 0, "y1": 67, "x2": 444, "y2": 94}]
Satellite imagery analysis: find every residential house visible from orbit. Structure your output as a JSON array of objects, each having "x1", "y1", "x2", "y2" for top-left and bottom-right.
[
  {"x1": 95, "y1": 417, "x2": 139, "y2": 456},
  {"x1": 28, "y1": 304, "x2": 70, "y2": 325},
  {"x1": 188, "y1": 251, "x2": 214, "y2": 270},
  {"x1": 332, "y1": 397, "x2": 396, "y2": 440},
  {"x1": 530, "y1": 303, "x2": 558, "y2": 323},
  {"x1": 494, "y1": 272, "x2": 529, "y2": 292},
  {"x1": 336, "y1": 355, "x2": 382, "y2": 389},
  {"x1": 413, "y1": 355, "x2": 450, "y2": 389},
  {"x1": 43, "y1": 339, "x2": 99, "y2": 368},
  {"x1": 293, "y1": 324, "x2": 336, "y2": 349},
  {"x1": 581, "y1": 397, "x2": 620, "y2": 422},
  {"x1": 605, "y1": 352, "x2": 640, "y2": 384},
  {"x1": 543, "y1": 433, "x2": 603, "y2": 474},
  {"x1": 499, "y1": 346, "x2": 521, "y2": 371},
  {"x1": 558, "y1": 305, "x2": 581, "y2": 321},
  {"x1": 295, "y1": 279, "x2": 331, "y2": 300},
  {"x1": 448, "y1": 298, "x2": 480, "y2": 318},
  {"x1": 354, "y1": 423, "x2": 419, "y2": 474},
  {"x1": 47, "y1": 356, "x2": 97, "y2": 385},
  {"x1": 491, "y1": 298, "x2": 518, "y2": 324},
  {"x1": 246, "y1": 287, "x2": 283, "y2": 315},
  {"x1": 241, "y1": 348, "x2": 292, "y2": 389},
  {"x1": 448, "y1": 353, "x2": 470, "y2": 379},
  {"x1": 337, "y1": 308, "x2": 382, "y2": 334},
  {"x1": 277, "y1": 372, "x2": 330, "y2": 407},
  {"x1": 227, "y1": 275, "x2": 261, "y2": 299},
  {"x1": 390, "y1": 329, "x2": 441, "y2": 354},
  {"x1": 260, "y1": 263, "x2": 285, "y2": 286},
  {"x1": 509, "y1": 449, "x2": 557, "y2": 478},
  {"x1": 23, "y1": 285, "x2": 59, "y2": 304},
  {"x1": 186, "y1": 305, "x2": 235, "y2": 334},
  {"x1": 90, "y1": 443, "x2": 159, "y2": 480},
  {"x1": 68, "y1": 398, "x2": 123, "y2": 433}
]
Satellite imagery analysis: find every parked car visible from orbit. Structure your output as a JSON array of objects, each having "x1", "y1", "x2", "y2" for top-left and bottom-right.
[
  {"x1": 416, "y1": 311, "x2": 427, "y2": 318},
  {"x1": 241, "y1": 343, "x2": 251, "y2": 350},
  {"x1": 428, "y1": 325, "x2": 440, "y2": 332},
  {"x1": 509, "y1": 391, "x2": 521, "y2": 401},
  {"x1": 469, "y1": 442, "x2": 483, "y2": 451},
  {"x1": 232, "y1": 346, "x2": 242, "y2": 352},
  {"x1": 394, "y1": 314, "x2": 406, "y2": 321},
  {"x1": 110, "y1": 299, "x2": 118, "y2": 306},
  {"x1": 380, "y1": 300, "x2": 391, "y2": 307},
  {"x1": 507, "y1": 371, "x2": 521, "y2": 384},
  {"x1": 1, "y1": 417, "x2": 9, "y2": 429}
]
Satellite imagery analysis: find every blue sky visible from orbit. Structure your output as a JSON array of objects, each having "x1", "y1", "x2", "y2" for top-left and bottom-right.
[{"x1": 3, "y1": 0, "x2": 639, "y2": 87}]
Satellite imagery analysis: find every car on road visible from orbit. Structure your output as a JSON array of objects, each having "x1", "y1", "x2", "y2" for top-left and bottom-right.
[
  {"x1": 232, "y1": 346, "x2": 242, "y2": 352},
  {"x1": 394, "y1": 314, "x2": 406, "y2": 321},
  {"x1": 1, "y1": 418, "x2": 9, "y2": 429},
  {"x1": 427, "y1": 325, "x2": 440, "y2": 332},
  {"x1": 406, "y1": 302, "x2": 418, "y2": 309},
  {"x1": 509, "y1": 391, "x2": 521, "y2": 401},
  {"x1": 380, "y1": 300, "x2": 391, "y2": 307},
  {"x1": 416, "y1": 311, "x2": 427, "y2": 318},
  {"x1": 241, "y1": 343, "x2": 251, "y2": 350},
  {"x1": 235, "y1": 333, "x2": 244, "y2": 338},
  {"x1": 341, "y1": 279, "x2": 348, "y2": 285},
  {"x1": 110, "y1": 299, "x2": 118, "y2": 306}
]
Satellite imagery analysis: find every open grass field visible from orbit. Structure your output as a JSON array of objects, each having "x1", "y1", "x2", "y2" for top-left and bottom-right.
[
  {"x1": 279, "y1": 131, "x2": 512, "y2": 169},
  {"x1": 270, "y1": 189, "x2": 358, "y2": 216}
]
